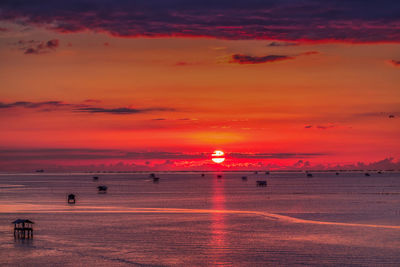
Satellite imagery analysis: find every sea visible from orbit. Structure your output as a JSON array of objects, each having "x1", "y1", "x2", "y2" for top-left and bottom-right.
[{"x1": 1, "y1": 171, "x2": 400, "y2": 266}]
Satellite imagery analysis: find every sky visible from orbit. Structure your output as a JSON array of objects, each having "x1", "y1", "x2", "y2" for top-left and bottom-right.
[{"x1": 0, "y1": 0, "x2": 399, "y2": 171}]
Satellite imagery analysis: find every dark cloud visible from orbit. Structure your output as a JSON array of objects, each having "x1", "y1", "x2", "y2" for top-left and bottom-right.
[
  {"x1": 1, "y1": 1, "x2": 400, "y2": 43},
  {"x1": 389, "y1": 60, "x2": 400, "y2": 67},
  {"x1": 15, "y1": 39, "x2": 60, "y2": 55},
  {"x1": 74, "y1": 107, "x2": 174, "y2": 114},
  {"x1": 228, "y1": 152, "x2": 325, "y2": 159},
  {"x1": 0, "y1": 149, "x2": 208, "y2": 161},
  {"x1": 304, "y1": 124, "x2": 335, "y2": 130},
  {"x1": 230, "y1": 54, "x2": 293, "y2": 64},
  {"x1": 0, "y1": 101, "x2": 68, "y2": 109},
  {"x1": 230, "y1": 50, "x2": 318, "y2": 64},
  {"x1": 267, "y1": 41, "x2": 299, "y2": 47},
  {"x1": 354, "y1": 111, "x2": 400, "y2": 118},
  {"x1": 0, "y1": 148, "x2": 325, "y2": 162},
  {"x1": 0, "y1": 100, "x2": 175, "y2": 115}
]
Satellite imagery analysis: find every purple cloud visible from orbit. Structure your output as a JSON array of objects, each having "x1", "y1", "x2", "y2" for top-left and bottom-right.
[
  {"x1": 0, "y1": 100, "x2": 175, "y2": 115},
  {"x1": 74, "y1": 107, "x2": 174, "y2": 114},
  {"x1": 1, "y1": 1, "x2": 400, "y2": 43}
]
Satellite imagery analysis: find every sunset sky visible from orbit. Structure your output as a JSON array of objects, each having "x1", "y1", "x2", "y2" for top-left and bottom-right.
[{"x1": 0, "y1": 1, "x2": 399, "y2": 171}]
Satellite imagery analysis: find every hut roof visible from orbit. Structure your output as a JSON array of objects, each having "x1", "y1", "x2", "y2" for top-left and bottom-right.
[{"x1": 12, "y1": 219, "x2": 34, "y2": 224}]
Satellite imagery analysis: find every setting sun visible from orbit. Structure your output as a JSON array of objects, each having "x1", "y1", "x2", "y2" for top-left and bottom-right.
[{"x1": 212, "y1": 150, "x2": 225, "y2": 163}]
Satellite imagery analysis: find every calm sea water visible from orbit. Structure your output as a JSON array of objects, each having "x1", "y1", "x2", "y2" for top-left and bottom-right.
[{"x1": 1, "y1": 172, "x2": 400, "y2": 266}]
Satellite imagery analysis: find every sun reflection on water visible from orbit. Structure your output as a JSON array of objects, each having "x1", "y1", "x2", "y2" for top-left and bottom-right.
[{"x1": 209, "y1": 174, "x2": 228, "y2": 265}]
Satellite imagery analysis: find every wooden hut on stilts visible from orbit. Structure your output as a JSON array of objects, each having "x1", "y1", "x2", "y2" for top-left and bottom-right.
[{"x1": 12, "y1": 219, "x2": 34, "y2": 239}]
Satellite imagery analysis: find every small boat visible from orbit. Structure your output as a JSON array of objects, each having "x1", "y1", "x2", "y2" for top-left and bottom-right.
[
  {"x1": 153, "y1": 177, "x2": 160, "y2": 183},
  {"x1": 365, "y1": 173, "x2": 371, "y2": 177},
  {"x1": 149, "y1": 173, "x2": 156, "y2": 178},
  {"x1": 201, "y1": 173, "x2": 205, "y2": 177},
  {"x1": 335, "y1": 172, "x2": 340, "y2": 175},
  {"x1": 242, "y1": 176, "x2": 248, "y2": 181},
  {"x1": 256, "y1": 180, "x2": 267, "y2": 187},
  {"x1": 265, "y1": 171, "x2": 270, "y2": 175},
  {"x1": 93, "y1": 176, "x2": 99, "y2": 181},
  {"x1": 217, "y1": 175, "x2": 222, "y2": 179},
  {"x1": 306, "y1": 173, "x2": 313, "y2": 178},
  {"x1": 97, "y1": 185, "x2": 108, "y2": 193}
]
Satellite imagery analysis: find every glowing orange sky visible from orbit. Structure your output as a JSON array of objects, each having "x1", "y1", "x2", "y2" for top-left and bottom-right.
[{"x1": 0, "y1": 21, "x2": 399, "y2": 170}]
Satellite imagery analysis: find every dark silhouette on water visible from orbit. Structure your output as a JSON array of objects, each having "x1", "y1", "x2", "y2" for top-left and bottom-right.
[
  {"x1": 307, "y1": 173, "x2": 313, "y2": 177},
  {"x1": 153, "y1": 177, "x2": 160, "y2": 183},
  {"x1": 201, "y1": 173, "x2": 205, "y2": 177},
  {"x1": 365, "y1": 173, "x2": 371, "y2": 176},
  {"x1": 97, "y1": 185, "x2": 108, "y2": 193},
  {"x1": 67, "y1": 194, "x2": 76, "y2": 204},
  {"x1": 265, "y1": 171, "x2": 270, "y2": 175},
  {"x1": 336, "y1": 172, "x2": 340, "y2": 175},
  {"x1": 217, "y1": 175, "x2": 222, "y2": 179},
  {"x1": 35, "y1": 169, "x2": 44, "y2": 173},
  {"x1": 242, "y1": 176, "x2": 248, "y2": 181},
  {"x1": 93, "y1": 176, "x2": 99, "y2": 181},
  {"x1": 150, "y1": 173, "x2": 156, "y2": 178},
  {"x1": 12, "y1": 219, "x2": 34, "y2": 239},
  {"x1": 256, "y1": 180, "x2": 267, "y2": 187}
]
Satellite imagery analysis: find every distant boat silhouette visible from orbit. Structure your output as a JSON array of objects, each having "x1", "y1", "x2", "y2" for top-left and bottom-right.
[
  {"x1": 153, "y1": 177, "x2": 160, "y2": 183},
  {"x1": 201, "y1": 173, "x2": 205, "y2": 177},
  {"x1": 256, "y1": 180, "x2": 267, "y2": 187},
  {"x1": 377, "y1": 171, "x2": 382, "y2": 174},
  {"x1": 217, "y1": 175, "x2": 222, "y2": 179},
  {"x1": 265, "y1": 171, "x2": 270, "y2": 175},
  {"x1": 365, "y1": 173, "x2": 371, "y2": 176},
  {"x1": 93, "y1": 176, "x2": 99, "y2": 181},
  {"x1": 35, "y1": 169, "x2": 44, "y2": 173},
  {"x1": 307, "y1": 173, "x2": 313, "y2": 177},
  {"x1": 97, "y1": 185, "x2": 108, "y2": 193},
  {"x1": 242, "y1": 176, "x2": 248, "y2": 181},
  {"x1": 149, "y1": 173, "x2": 156, "y2": 178},
  {"x1": 254, "y1": 171, "x2": 258, "y2": 174},
  {"x1": 336, "y1": 172, "x2": 340, "y2": 175}
]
